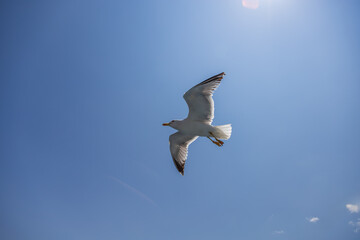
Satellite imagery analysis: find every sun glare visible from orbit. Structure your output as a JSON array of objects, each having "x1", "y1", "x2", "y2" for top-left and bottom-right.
[{"x1": 242, "y1": 0, "x2": 260, "y2": 9}]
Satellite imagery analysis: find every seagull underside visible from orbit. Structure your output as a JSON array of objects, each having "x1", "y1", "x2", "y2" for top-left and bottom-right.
[{"x1": 163, "y1": 72, "x2": 232, "y2": 175}]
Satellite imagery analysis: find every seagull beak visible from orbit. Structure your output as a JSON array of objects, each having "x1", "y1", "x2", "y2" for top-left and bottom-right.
[{"x1": 162, "y1": 122, "x2": 170, "y2": 126}]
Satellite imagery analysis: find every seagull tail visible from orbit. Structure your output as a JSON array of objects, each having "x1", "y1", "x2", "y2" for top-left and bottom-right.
[{"x1": 213, "y1": 124, "x2": 232, "y2": 140}]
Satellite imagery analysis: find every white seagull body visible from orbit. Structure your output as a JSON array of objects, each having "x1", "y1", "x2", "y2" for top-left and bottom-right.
[{"x1": 163, "y1": 72, "x2": 232, "y2": 175}]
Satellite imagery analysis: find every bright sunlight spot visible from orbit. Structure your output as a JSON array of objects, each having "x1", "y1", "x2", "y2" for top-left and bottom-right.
[{"x1": 242, "y1": 0, "x2": 260, "y2": 9}]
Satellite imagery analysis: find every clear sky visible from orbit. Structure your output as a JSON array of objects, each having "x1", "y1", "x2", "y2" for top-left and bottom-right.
[{"x1": 1, "y1": 0, "x2": 360, "y2": 239}]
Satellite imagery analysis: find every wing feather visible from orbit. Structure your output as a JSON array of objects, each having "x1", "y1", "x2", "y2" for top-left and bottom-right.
[
  {"x1": 169, "y1": 132, "x2": 198, "y2": 175},
  {"x1": 183, "y1": 72, "x2": 225, "y2": 124}
]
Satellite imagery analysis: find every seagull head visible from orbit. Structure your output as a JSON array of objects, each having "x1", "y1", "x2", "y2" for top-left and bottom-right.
[{"x1": 162, "y1": 120, "x2": 181, "y2": 129}]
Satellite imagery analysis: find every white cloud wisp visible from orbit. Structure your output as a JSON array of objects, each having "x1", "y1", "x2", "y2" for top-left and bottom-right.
[
  {"x1": 307, "y1": 217, "x2": 320, "y2": 223},
  {"x1": 349, "y1": 219, "x2": 360, "y2": 233},
  {"x1": 346, "y1": 204, "x2": 359, "y2": 213}
]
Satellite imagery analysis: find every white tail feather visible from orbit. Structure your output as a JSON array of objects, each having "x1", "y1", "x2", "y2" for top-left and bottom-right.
[{"x1": 213, "y1": 124, "x2": 232, "y2": 140}]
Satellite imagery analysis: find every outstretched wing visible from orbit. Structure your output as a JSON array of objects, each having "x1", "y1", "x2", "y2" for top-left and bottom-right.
[
  {"x1": 183, "y1": 72, "x2": 225, "y2": 124},
  {"x1": 169, "y1": 132, "x2": 198, "y2": 175}
]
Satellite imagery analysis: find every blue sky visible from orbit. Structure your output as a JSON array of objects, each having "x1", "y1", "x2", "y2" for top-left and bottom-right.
[{"x1": 1, "y1": 0, "x2": 360, "y2": 239}]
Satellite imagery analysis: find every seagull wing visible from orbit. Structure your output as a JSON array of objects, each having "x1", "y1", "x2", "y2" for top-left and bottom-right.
[
  {"x1": 183, "y1": 72, "x2": 225, "y2": 124},
  {"x1": 169, "y1": 132, "x2": 198, "y2": 175}
]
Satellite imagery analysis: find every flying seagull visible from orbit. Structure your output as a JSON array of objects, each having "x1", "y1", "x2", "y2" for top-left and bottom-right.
[{"x1": 163, "y1": 72, "x2": 232, "y2": 175}]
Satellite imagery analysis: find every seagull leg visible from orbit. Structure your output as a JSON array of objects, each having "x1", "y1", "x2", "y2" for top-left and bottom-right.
[
  {"x1": 207, "y1": 136, "x2": 222, "y2": 147},
  {"x1": 209, "y1": 132, "x2": 224, "y2": 146}
]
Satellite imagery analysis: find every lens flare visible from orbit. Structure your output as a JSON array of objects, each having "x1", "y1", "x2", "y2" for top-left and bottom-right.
[{"x1": 242, "y1": 0, "x2": 259, "y2": 9}]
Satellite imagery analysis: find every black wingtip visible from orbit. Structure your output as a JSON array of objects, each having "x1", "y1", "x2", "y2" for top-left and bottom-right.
[
  {"x1": 195, "y1": 72, "x2": 226, "y2": 87},
  {"x1": 172, "y1": 157, "x2": 185, "y2": 176},
  {"x1": 213, "y1": 72, "x2": 225, "y2": 78}
]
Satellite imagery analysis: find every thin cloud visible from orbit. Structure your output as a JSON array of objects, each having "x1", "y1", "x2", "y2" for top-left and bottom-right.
[
  {"x1": 273, "y1": 230, "x2": 285, "y2": 234},
  {"x1": 307, "y1": 217, "x2": 320, "y2": 223},
  {"x1": 346, "y1": 204, "x2": 359, "y2": 213},
  {"x1": 349, "y1": 219, "x2": 360, "y2": 233},
  {"x1": 109, "y1": 176, "x2": 157, "y2": 207}
]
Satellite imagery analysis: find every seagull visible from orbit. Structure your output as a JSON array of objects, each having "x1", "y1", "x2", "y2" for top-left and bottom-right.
[{"x1": 163, "y1": 72, "x2": 232, "y2": 175}]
